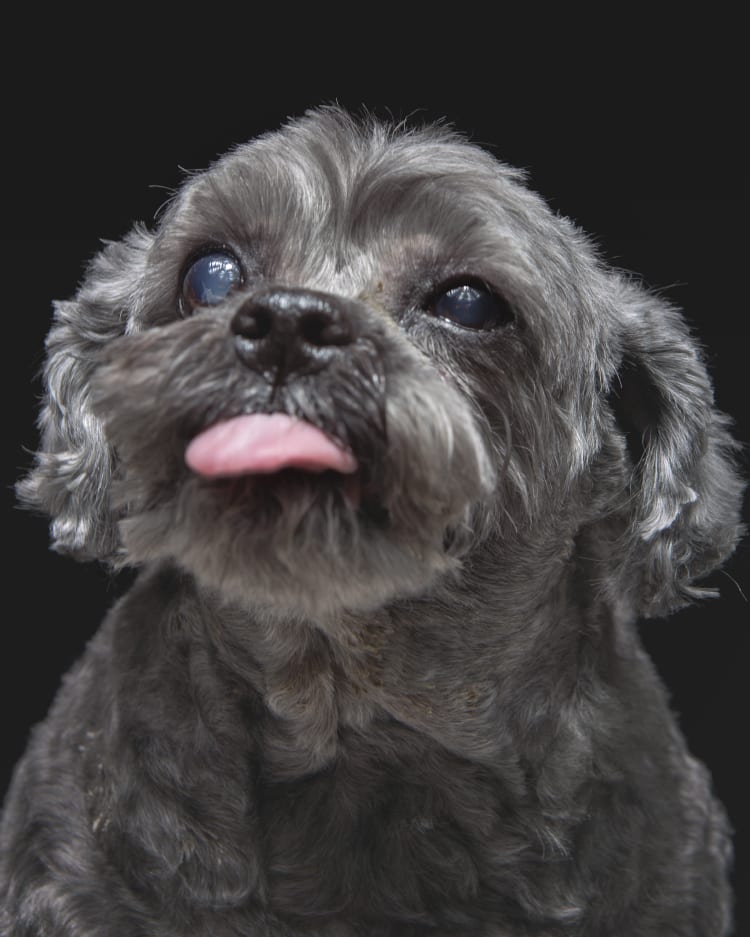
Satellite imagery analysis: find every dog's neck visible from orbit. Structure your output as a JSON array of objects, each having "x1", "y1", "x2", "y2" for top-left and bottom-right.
[
  {"x1": 156, "y1": 525, "x2": 633, "y2": 785},
  {"x1": 85, "y1": 546, "x2": 653, "y2": 915}
]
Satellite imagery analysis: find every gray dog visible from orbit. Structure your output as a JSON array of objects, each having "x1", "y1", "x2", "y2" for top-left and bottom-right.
[{"x1": 1, "y1": 107, "x2": 743, "y2": 936}]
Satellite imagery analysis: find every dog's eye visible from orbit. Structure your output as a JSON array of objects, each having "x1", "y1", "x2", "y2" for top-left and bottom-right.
[
  {"x1": 181, "y1": 251, "x2": 243, "y2": 312},
  {"x1": 431, "y1": 281, "x2": 512, "y2": 330}
]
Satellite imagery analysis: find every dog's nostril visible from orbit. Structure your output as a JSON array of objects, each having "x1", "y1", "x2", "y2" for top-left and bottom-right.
[
  {"x1": 230, "y1": 291, "x2": 355, "y2": 374},
  {"x1": 231, "y1": 305, "x2": 273, "y2": 341},
  {"x1": 300, "y1": 310, "x2": 353, "y2": 347}
]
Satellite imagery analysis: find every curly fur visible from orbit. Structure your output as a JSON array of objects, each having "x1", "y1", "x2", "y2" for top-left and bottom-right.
[{"x1": 1, "y1": 107, "x2": 744, "y2": 935}]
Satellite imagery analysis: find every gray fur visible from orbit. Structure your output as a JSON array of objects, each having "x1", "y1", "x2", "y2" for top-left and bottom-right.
[{"x1": 1, "y1": 106, "x2": 743, "y2": 935}]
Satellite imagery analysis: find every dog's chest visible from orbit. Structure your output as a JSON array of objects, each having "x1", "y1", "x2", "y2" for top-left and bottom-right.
[{"x1": 254, "y1": 727, "x2": 561, "y2": 929}]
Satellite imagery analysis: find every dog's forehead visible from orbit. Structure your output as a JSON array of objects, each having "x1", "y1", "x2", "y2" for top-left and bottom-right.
[{"x1": 165, "y1": 112, "x2": 549, "y2": 292}]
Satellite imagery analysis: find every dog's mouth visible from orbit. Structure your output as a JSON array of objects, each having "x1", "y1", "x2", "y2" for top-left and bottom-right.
[{"x1": 185, "y1": 413, "x2": 365, "y2": 508}]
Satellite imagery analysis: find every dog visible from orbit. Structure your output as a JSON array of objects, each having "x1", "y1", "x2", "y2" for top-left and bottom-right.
[{"x1": 1, "y1": 106, "x2": 743, "y2": 936}]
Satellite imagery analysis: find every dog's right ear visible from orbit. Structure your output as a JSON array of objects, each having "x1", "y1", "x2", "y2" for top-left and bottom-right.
[
  {"x1": 606, "y1": 283, "x2": 745, "y2": 617},
  {"x1": 17, "y1": 227, "x2": 153, "y2": 562}
]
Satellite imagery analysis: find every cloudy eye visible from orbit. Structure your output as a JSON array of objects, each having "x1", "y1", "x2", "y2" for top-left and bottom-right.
[
  {"x1": 431, "y1": 280, "x2": 512, "y2": 330},
  {"x1": 181, "y1": 250, "x2": 243, "y2": 313}
]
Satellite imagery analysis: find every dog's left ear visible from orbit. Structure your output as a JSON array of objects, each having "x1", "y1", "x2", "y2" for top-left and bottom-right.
[
  {"x1": 607, "y1": 283, "x2": 745, "y2": 617},
  {"x1": 16, "y1": 227, "x2": 153, "y2": 562}
]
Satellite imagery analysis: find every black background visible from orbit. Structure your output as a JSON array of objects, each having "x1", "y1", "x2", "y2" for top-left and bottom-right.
[{"x1": 1, "y1": 65, "x2": 747, "y2": 928}]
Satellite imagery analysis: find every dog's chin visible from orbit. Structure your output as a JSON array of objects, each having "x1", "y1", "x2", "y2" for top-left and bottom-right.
[{"x1": 117, "y1": 465, "x2": 464, "y2": 621}]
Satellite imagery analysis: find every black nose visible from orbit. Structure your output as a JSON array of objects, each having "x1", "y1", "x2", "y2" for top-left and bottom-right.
[{"x1": 230, "y1": 287, "x2": 355, "y2": 376}]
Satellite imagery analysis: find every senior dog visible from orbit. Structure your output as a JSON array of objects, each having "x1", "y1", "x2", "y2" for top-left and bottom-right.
[{"x1": 1, "y1": 107, "x2": 743, "y2": 936}]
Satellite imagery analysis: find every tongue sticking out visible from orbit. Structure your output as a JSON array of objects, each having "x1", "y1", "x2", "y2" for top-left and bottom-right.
[{"x1": 185, "y1": 413, "x2": 358, "y2": 478}]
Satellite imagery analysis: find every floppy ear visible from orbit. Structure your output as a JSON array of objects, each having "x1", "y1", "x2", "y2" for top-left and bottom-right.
[
  {"x1": 607, "y1": 283, "x2": 745, "y2": 617},
  {"x1": 17, "y1": 227, "x2": 152, "y2": 562}
]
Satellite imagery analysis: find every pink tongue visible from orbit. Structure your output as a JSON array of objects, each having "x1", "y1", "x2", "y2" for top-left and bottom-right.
[{"x1": 185, "y1": 413, "x2": 358, "y2": 478}]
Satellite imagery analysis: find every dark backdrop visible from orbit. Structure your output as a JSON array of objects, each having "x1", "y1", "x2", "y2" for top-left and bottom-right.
[{"x1": 2, "y1": 80, "x2": 746, "y2": 924}]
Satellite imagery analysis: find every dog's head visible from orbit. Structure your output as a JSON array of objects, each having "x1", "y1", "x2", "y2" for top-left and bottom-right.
[{"x1": 19, "y1": 107, "x2": 743, "y2": 621}]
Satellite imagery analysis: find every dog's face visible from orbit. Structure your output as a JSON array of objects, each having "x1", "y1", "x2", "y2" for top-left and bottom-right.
[{"x1": 20, "y1": 108, "x2": 742, "y2": 623}]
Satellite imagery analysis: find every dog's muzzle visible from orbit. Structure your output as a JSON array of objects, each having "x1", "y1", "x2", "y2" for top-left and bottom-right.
[
  {"x1": 183, "y1": 286, "x2": 383, "y2": 483},
  {"x1": 231, "y1": 287, "x2": 357, "y2": 380}
]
